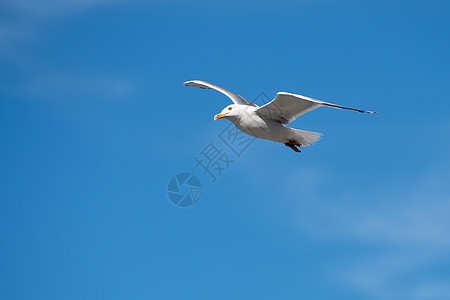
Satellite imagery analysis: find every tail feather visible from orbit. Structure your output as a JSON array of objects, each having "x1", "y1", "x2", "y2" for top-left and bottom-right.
[{"x1": 289, "y1": 128, "x2": 322, "y2": 146}]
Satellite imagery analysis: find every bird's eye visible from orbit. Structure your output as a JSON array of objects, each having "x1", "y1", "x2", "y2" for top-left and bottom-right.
[{"x1": 228, "y1": 107, "x2": 232, "y2": 110}]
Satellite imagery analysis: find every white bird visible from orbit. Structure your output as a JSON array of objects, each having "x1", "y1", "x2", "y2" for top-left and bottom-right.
[{"x1": 184, "y1": 80, "x2": 376, "y2": 152}]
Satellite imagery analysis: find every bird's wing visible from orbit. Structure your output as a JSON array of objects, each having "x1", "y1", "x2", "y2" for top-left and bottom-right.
[
  {"x1": 184, "y1": 80, "x2": 257, "y2": 106},
  {"x1": 256, "y1": 92, "x2": 377, "y2": 124}
]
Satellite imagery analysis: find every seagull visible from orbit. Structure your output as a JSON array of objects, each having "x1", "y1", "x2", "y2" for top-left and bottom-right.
[{"x1": 184, "y1": 80, "x2": 376, "y2": 152}]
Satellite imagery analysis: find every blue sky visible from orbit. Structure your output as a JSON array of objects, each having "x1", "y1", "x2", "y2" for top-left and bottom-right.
[{"x1": 1, "y1": 0, "x2": 450, "y2": 299}]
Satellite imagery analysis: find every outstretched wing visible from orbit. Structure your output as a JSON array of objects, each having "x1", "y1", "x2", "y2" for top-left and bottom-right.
[
  {"x1": 256, "y1": 92, "x2": 377, "y2": 124},
  {"x1": 184, "y1": 80, "x2": 257, "y2": 107}
]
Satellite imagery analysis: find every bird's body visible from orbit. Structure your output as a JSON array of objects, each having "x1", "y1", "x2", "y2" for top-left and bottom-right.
[
  {"x1": 225, "y1": 106, "x2": 303, "y2": 143},
  {"x1": 184, "y1": 80, "x2": 376, "y2": 152},
  {"x1": 225, "y1": 105, "x2": 274, "y2": 140}
]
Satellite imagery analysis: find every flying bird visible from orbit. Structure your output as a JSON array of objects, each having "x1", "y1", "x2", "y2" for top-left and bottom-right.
[{"x1": 184, "y1": 80, "x2": 376, "y2": 152}]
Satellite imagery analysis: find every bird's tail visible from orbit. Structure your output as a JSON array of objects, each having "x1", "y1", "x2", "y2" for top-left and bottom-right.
[{"x1": 289, "y1": 128, "x2": 322, "y2": 146}]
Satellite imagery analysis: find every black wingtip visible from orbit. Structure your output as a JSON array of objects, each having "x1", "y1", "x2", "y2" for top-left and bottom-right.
[
  {"x1": 357, "y1": 109, "x2": 378, "y2": 114},
  {"x1": 183, "y1": 80, "x2": 209, "y2": 89}
]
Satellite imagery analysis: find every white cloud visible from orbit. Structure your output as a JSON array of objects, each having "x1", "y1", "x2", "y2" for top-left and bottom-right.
[
  {"x1": 0, "y1": 0, "x2": 136, "y2": 100},
  {"x1": 21, "y1": 70, "x2": 134, "y2": 100},
  {"x1": 287, "y1": 160, "x2": 450, "y2": 299},
  {"x1": 0, "y1": 0, "x2": 125, "y2": 58},
  {"x1": 4, "y1": 0, "x2": 122, "y2": 18},
  {"x1": 413, "y1": 281, "x2": 450, "y2": 300}
]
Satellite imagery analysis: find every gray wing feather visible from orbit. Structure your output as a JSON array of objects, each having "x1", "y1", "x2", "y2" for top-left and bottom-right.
[
  {"x1": 256, "y1": 92, "x2": 377, "y2": 124},
  {"x1": 184, "y1": 80, "x2": 256, "y2": 106}
]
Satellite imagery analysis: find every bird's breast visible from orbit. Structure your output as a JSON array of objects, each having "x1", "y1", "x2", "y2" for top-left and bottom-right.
[{"x1": 231, "y1": 115, "x2": 288, "y2": 142}]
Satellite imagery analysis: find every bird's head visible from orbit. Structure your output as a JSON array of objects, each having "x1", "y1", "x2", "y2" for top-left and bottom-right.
[{"x1": 214, "y1": 104, "x2": 243, "y2": 121}]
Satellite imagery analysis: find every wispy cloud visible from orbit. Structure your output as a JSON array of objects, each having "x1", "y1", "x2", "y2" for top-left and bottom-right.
[
  {"x1": 286, "y1": 158, "x2": 450, "y2": 299},
  {"x1": 0, "y1": 0, "x2": 136, "y2": 100},
  {"x1": 4, "y1": 0, "x2": 122, "y2": 18},
  {"x1": 22, "y1": 70, "x2": 134, "y2": 100},
  {"x1": 0, "y1": 0, "x2": 125, "y2": 58},
  {"x1": 412, "y1": 281, "x2": 450, "y2": 300}
]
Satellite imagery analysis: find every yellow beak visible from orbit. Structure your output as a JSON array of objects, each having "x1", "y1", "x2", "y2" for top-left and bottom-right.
[{"x1": 214, "y1": 113, "x2": 226, "y2": 121}]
